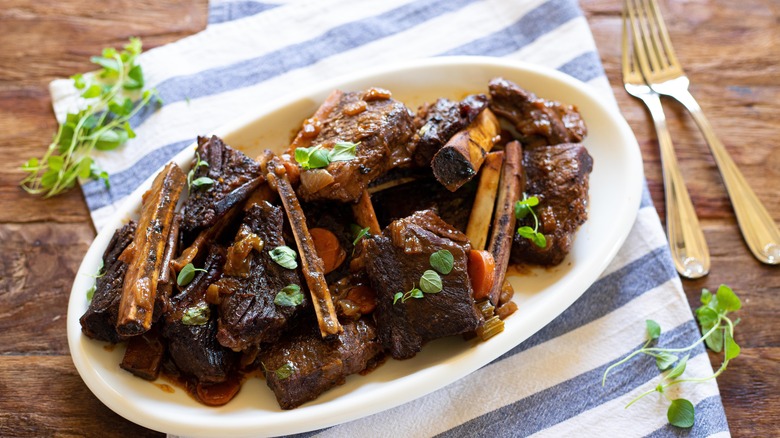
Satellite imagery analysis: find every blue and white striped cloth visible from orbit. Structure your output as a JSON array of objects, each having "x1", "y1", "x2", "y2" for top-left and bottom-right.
[{"x1": 51, "y1": 0, "x2": 730, "y2": 436}]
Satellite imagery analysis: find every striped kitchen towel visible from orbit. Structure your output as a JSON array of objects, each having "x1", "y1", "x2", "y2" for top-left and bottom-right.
[{"x1": 50, "y1": 0, "x2": 730, "y2": 436}]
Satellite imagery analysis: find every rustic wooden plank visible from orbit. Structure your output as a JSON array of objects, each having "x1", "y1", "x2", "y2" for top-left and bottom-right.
[
  {"x1": 581, "y1": 1, "x2": 780, "y2": 436},
  {"x1": 711, "y1": 347, "x2": 780, "y2": 435},
  {"x1": 0, "y1": 0, "x2": 208, "y2": 87},
  {"x1": 583, "y1": 4, "x2": 780, "y2": 223},
  {"x1": 0, "y1": 0, "x2": 208, "y2": 224},
  {"x1": 0, "y1": 0, "x2": 777, "y2": 436},
  {"x1": 0, "y1": 356, "x2": 163, "y2": 437},
  {"x1": 0, "y1": 223, "x2": 94, "y2": 354}
]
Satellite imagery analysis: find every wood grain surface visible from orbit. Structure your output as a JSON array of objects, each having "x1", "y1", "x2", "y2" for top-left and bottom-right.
[{"x1": 0, "y1": 0, "x2": 777, "y2": 436}]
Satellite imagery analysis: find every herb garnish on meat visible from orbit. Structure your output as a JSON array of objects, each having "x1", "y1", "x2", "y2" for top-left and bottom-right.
[
  {"x1": 274, "y1": 284, "x2": 304, "y2": 307},
  {"x1": 269, "y1": 246, "x2": 298, "y2": 269},
  {"x1": 177, "y1": 263, "x2": 207, "y2": 286},
  {"x1": 187, "y1": 152, "x2": 213, "y2": 190},
  {"x1": 515, "y1": 194, "x2": 546, "y2": 248},
  {"x1": 294, "y1": 141, "x2": 359, "y2": 170}
]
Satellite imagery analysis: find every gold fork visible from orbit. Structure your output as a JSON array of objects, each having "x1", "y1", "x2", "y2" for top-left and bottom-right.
[
  {"x1": 621, "y1": 4, "x2": 709, "y2": 278},
  {"x1": 626, "y1": 0, "x2": 780, "y2": 265}
]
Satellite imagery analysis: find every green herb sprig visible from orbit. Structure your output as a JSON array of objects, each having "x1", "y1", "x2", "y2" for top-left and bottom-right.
[
  {"x1": 270, "y1": 246, "x2": 298, "y2": 270},
  {"x1": 187, "y1": 152, "x2": 213, "y2": 190},
  {"x1": 20, "y1": 37, "x2": 161, "y2": 197},
  {"x1": 429, "y1": 249, "x2": 454, "y2": 275},
  {"x1": 602, "y1": 285, "x2": 742, "y2": 428},
  {"x1": 393, "y1": 286, "x2": 424, "y2": 304},
  {"x1": 393, "y1": 250, "x2": 452, "y2": 305},
  {"x1": 351, "y1": 225, "x2": 370, "y2": 247},
  {"x1": 274, "y1": 284, "x2": 304, "y2": 307},
  {"x1": 85, "y1": 262, "x2": 105, "y2": 301},
  {"x1": 177, "y1": 263, "x2": 207, "y2": 287},
  {"x1": 515, "y1": 194, "x2": 546, "y2": 248},
  {"x1": 294, "y1": 141, "x2": 359, "y2": 170},
  {"x1": 182, "y1": 302, "x2": 210, "y2": 326},
  {"x1": 274, "y1": 363, "x2": 295, "y2": 380}
]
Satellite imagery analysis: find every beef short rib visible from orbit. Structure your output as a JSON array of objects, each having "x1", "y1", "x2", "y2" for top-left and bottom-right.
[
  {"x1": 372, "y1": 177, "x2": 477, "y2": 233},
  {"x1": 163, "y1": 248, "x2": 238, "y2": 384},
  {"x1": 258, "y1": 317, "x2": 384, "y2": 409},
  {"x1": 180, "y1": 136, "x2": 263, "y2": 242},
  {"x1": 294, "y1": 89, "x2": 415, "y2": 203},
  {"x1": 489, "y1": 77, "x2": 587, "y2": 147},
  {"x1": 363, "y1": 210, "x2": 482, "y2": 359},
  {"x1": 412, "y1": 94, "x2": 488, "y2": 167},
  {"x1": 216, "y1": 202, "x2": 308, "y2": 351},
  {"x1": 79, "y1": 221, "x2": 137, "y2": 343},
  {"x1": 511, "y1": 143, "x2": 593, "y2": 266}
]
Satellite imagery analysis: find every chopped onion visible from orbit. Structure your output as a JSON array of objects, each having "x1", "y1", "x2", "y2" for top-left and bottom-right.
[{"x1": 300, "y1": 169, "x2": 335, "y2": 193}]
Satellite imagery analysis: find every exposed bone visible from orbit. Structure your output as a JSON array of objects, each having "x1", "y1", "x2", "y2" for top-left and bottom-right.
[
  {"x1": 116, "y1": 163, "x2": 186, "y2": 336},
  {"x1": 154, "y1": 214, "x2": 180, "y2": 320},
  {"x1": 366, "y1": 177, "x2": 419, "y2": 195},
  {"x1": 267, "y1": 160, "x2": 342, "y2": 338},
  {"x1": 486, "y1": 141, "x2": 524, "y2": 306},
  {"x1": 351, "y1": 190, "x2": 381, "y2": 235},
  {"x1": 465, "y1": 151, "x2": 504, "y2": 250},
  {"x1": 431, "y1": 108, "x2": 500, "y2": 192}
]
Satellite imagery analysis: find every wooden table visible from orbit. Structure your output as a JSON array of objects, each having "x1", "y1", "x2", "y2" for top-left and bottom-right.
[{"x1": 1, "y1": 0, "x2": 777, "y2": 436}]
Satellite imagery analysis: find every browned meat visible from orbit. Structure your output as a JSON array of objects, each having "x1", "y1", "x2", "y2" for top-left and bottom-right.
[
  {"x1": 412, "y1": 94, "x2": 488, "y2": 167},
  {"x1": 79, "y1": 221, "x2": 137, "y2": 343},
  {"x1": 489, "y1": 77, "x2": 587, "y2": 147},
  {"x1": 163, "y1": 247, "x2": 239, "y2": 384},
  {"x1": 180, "y1": 136, "x2": 263, "y2": 242},
  {"x1": 371, "y1": 177, "x2": 477, "y2": 233},
  {"x1": 294, "y1": 88, "x2": 416, "y2": 203},
  {"x1": 257, "y1": 317, "x2": 384, "y2": 409},
  {"x1": 216, "y1": 202, "x2": 308, "y2": 351},
  {"x1": 362, "y1": 210, "x2": 482, "y2": 359},
  {"x1": 120, "y1": 326, "x2": 165, "y2": 381},
  {"x1": 511, "y1": 143, "x2": 593, "y2": 266}
]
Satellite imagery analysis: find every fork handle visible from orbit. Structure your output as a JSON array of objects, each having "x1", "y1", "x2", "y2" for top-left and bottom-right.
[
  {"x1": 671, "y1": 89, "x2": 780, "y2": 265},
  {"x1": 640, "y1": 93, "x2": 710, "y2": 278}
]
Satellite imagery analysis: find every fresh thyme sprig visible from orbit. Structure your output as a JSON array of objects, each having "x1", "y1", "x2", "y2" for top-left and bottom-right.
[
  {"x1": 20, "y1": 37, "x2": 161, "y2": 197},
  {"x1": 602, "y1": 285, "x2": 742, "y2": 428}
]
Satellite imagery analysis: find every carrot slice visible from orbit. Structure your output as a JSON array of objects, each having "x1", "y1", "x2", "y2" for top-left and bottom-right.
[
  {"x1": 309, "y1": 227, "x2": 346, "y2": 274},
  {"x1": 468, "y1": 250, "x2": 496, "y2": 300},
  {"x1": 196, "y1": 378, "x2": 241, "y2": 406},
  {"x1": 346, "y1": 285, "x2": 377, "y2": 314}
]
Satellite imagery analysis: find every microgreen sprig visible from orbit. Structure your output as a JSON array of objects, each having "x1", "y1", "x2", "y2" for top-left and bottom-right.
[
  {"x1": 20, "y1": 37, "x2": 161, "y2": 197},
  {"x1": 294, "y1": 141, "x2": 359, "y2": 170},
  {"x1": 269, "y1": 246, "x2": 298, "y2": 269},
  {"x1": 177, "y1": 263, "x2": 207, "y2": 287},
  {"x1": 393, "y1": 286, "x2": 424, "y2": 304},
  {"x1": 515, "y1": 194, "x2": 546, "y2": 248},
  {"x1": 393, "y1": 251, "x2": 450, "y2": 305},
  {"x1": 602, "y1": 285, "x2": 742, "y2": 428},
  {"x1": 181, "y1": 302, "x2": 210, "y2": 326},
  {"x1": 274, "y1": 284, "x2": 304, "y2": 307},
  {"x1": 351, "y1": 225, "x2": 371, "y2": 247},
  {"x1": 187, "y1": 152, "x2": 212, "y2": 190}
]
